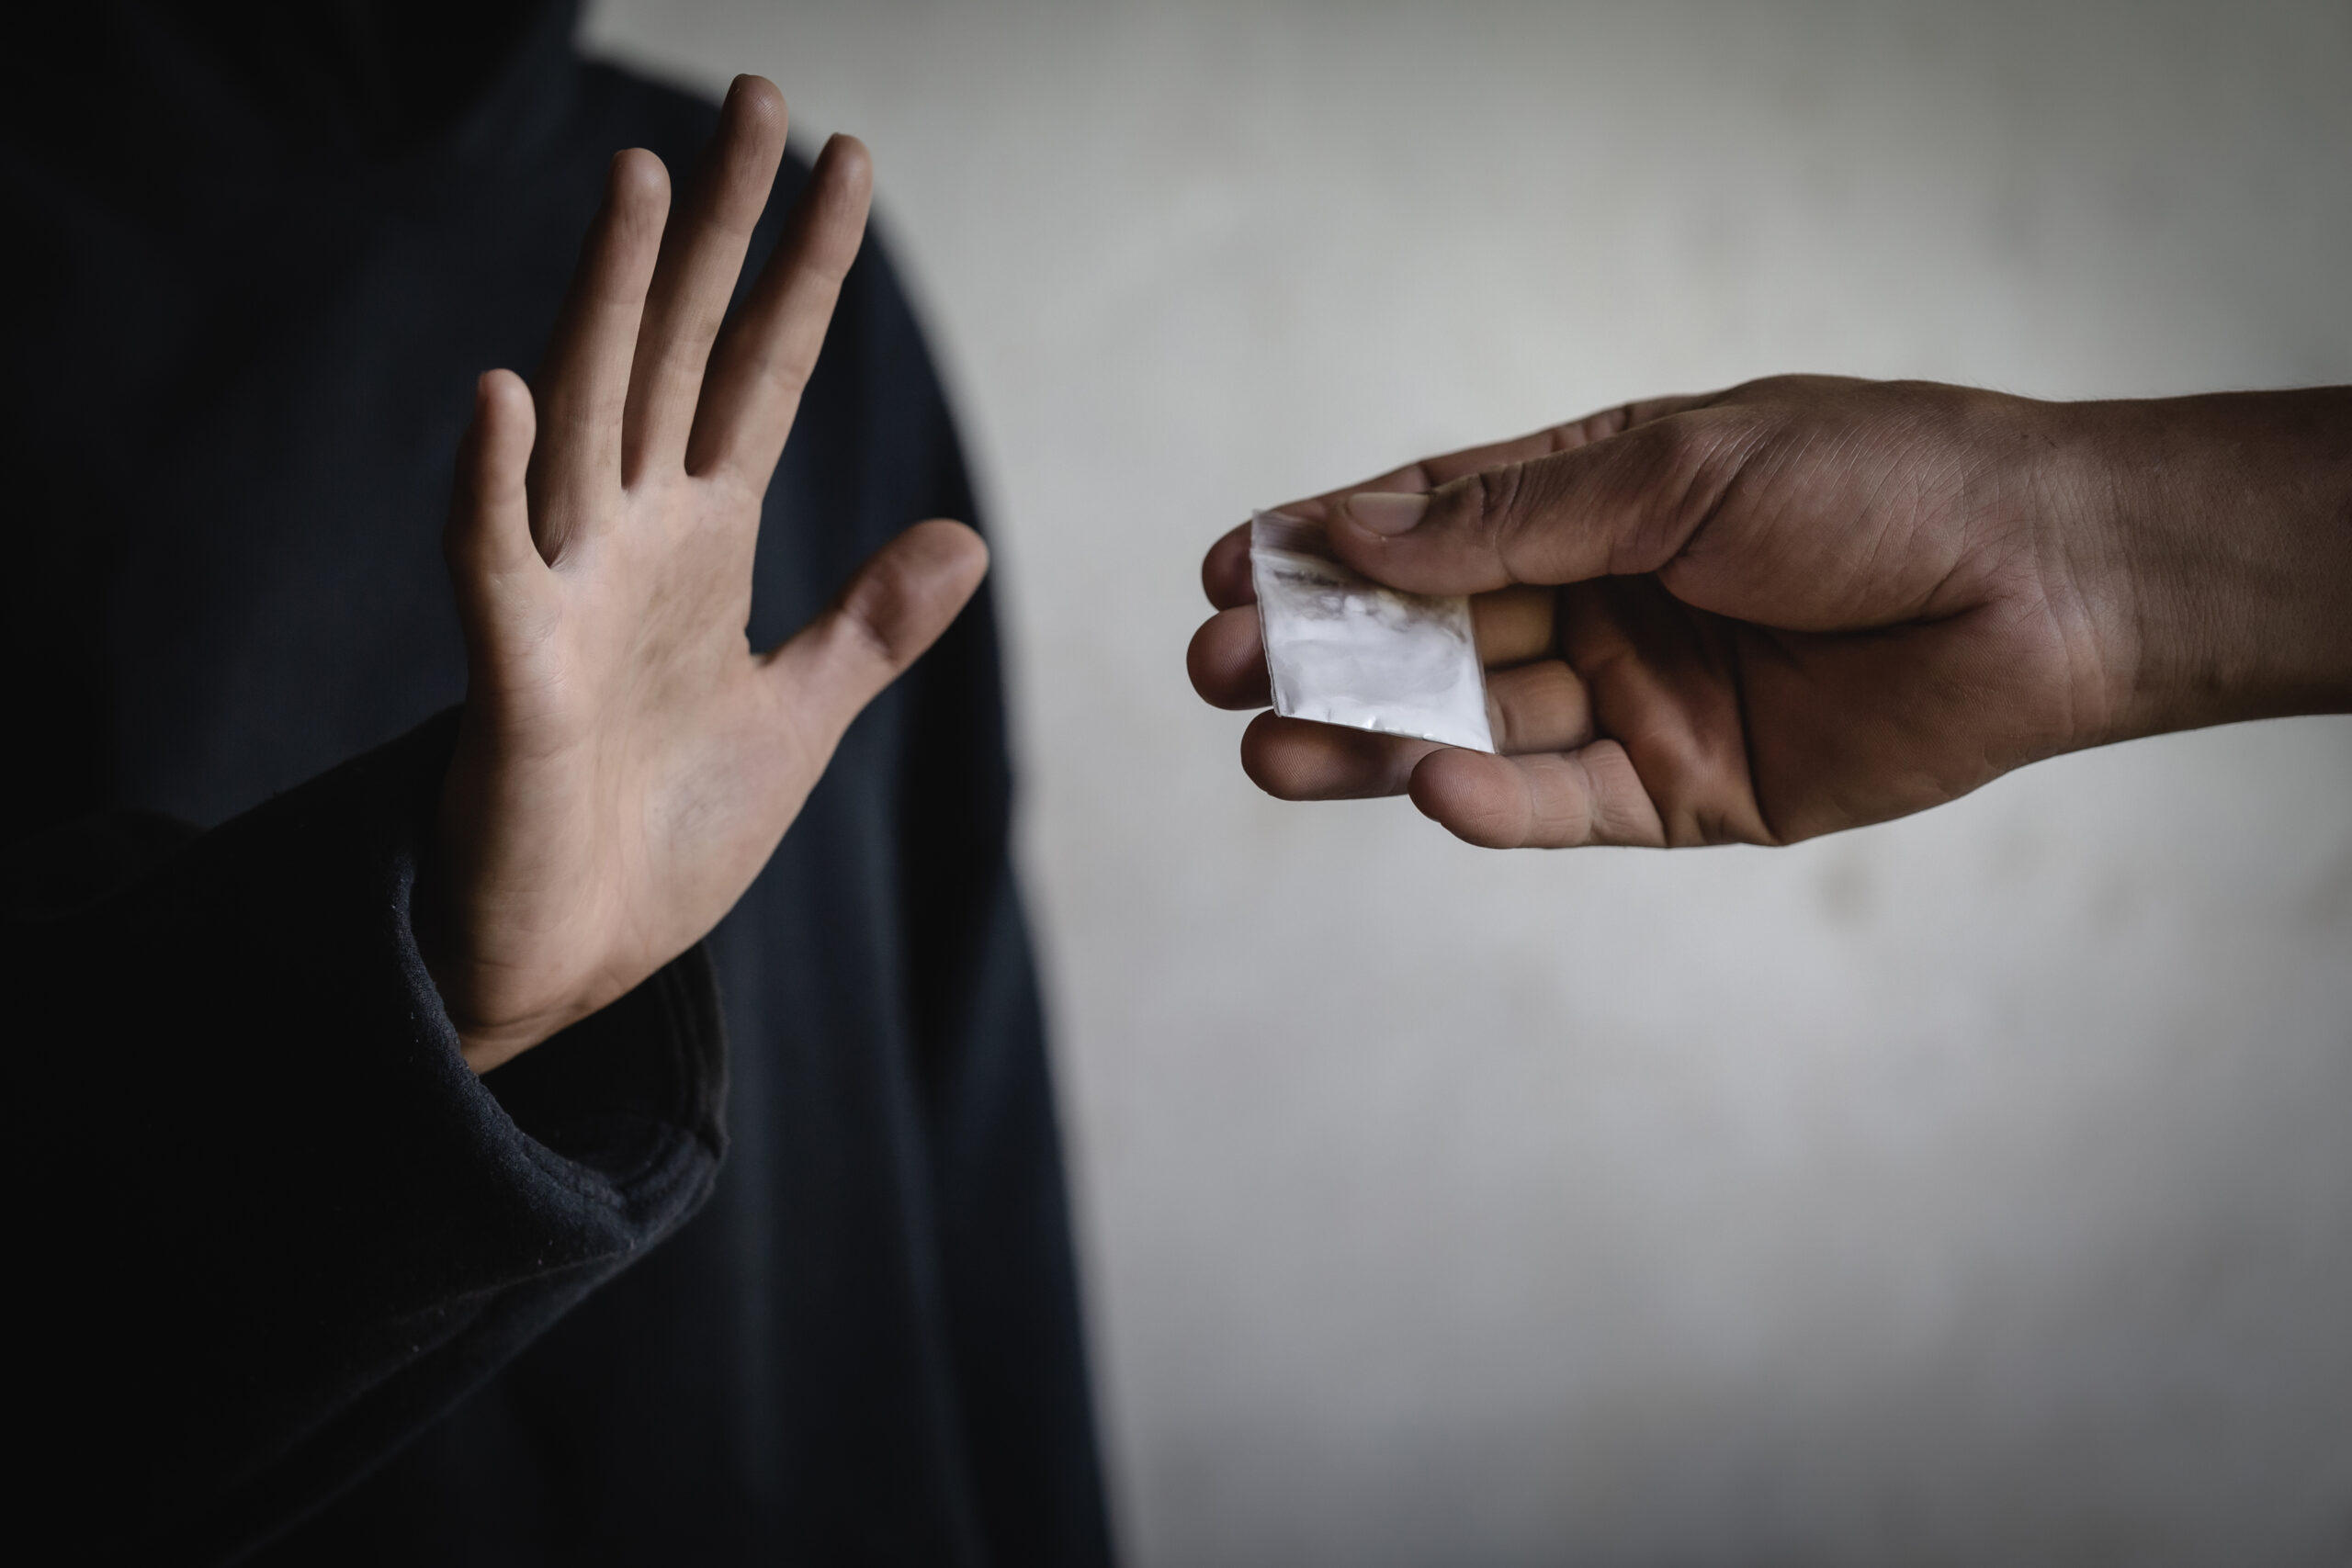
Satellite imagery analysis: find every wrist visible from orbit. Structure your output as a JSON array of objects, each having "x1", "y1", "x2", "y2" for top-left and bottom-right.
[
  {"x1": 2066, "y1": 389, "x2": 2352, "y2": 743},
  {"x1": 417, "y1": 761, "x2": 568, "y2": 1076}
]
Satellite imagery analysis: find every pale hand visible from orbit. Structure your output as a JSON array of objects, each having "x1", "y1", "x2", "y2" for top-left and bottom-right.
[{"x1": 421, "y1": 78, "x2": 988, "y2": 1072}]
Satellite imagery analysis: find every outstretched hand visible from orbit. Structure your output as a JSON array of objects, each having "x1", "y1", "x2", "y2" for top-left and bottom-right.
[
  {"x1": 1190, "y1": 376, "x2": 2352, "y2": 850},
  {"x1": 422, "y1": 77, "x2": 988, "y2": 1072}
]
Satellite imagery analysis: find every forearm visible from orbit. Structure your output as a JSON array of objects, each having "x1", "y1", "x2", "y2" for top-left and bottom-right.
[
  {"x1": 16, "y1": 716, "x2": 726, "y2": 1560},
  {"x1": 2080, "y1": 387, "x2": 2352, "y2": 740}
]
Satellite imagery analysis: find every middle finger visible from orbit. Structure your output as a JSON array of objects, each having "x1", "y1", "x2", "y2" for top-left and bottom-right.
[
  {"x1": 1187, "y1": 584, "x2": 1560, "y2": 711},
  {"x1": 622, "y1": 75, "x2": 790, "y2": 485}
]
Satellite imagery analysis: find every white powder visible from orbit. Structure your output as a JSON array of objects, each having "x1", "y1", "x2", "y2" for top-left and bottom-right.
[{"x1": 1250, "y1": 511, "x2": 1494, "y2": 753}]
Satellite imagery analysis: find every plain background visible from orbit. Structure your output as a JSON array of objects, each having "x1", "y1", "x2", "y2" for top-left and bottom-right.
[{"x1": 584, "y1": 4, "x2": 2352, "y2": 1562}]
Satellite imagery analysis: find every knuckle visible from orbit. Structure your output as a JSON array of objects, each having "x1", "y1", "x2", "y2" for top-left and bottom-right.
[
  {"x1": 834, "y1": 557, "x2": 926, "y2": 671},
  {"x1": 835, "y1": 596, "x2": 904, "y2": 673},
  {"x1": 1469, "y1": 463, "x2": 1523, "y2": 539},
  {"x1": 1462, "y1": 462, "x2": 1533, "y2": 570},
  {"x1": 1642, "y1": 413, "x2": 1718, "y2": 492},
  {"x1": 1480, "y1": 456, "x2": 1582, "y2": 584},
  {"x1": 1612, "y1": 416, "x2": 1754, "y2": 573}
]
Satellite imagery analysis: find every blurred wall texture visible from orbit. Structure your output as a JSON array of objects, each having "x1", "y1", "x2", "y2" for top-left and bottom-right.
[{"x1": 587, "y1": 3, "x2": 2352, "y2": 1563}]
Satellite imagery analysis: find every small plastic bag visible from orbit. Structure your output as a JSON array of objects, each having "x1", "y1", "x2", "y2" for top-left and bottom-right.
[{"x1": 1250, "y1": 510, "x2": 1495, "y2": 753}]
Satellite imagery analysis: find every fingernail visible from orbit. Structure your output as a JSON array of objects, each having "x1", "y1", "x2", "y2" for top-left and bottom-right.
[{"x1": 1345, "y1": 491, "x2": 1430, "y2": 536}]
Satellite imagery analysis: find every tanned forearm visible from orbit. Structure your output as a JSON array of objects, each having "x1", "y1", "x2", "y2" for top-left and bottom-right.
[{"x1": 2084, "y1": 388, "x2": 2352, "y2": 743}]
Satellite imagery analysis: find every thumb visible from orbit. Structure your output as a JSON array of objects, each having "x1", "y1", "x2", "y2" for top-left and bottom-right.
[
  {"x1": 765, "y1": 518, "x2": 991, "y2": 738},
  {"x1": 1324, "y1": 409, "x2": 1759, "y2": 595}
]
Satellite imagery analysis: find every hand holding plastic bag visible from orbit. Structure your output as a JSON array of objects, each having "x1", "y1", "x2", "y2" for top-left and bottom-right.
[{"x1": 1190, "y1": 377, "x2": 2352, "y2": 849}]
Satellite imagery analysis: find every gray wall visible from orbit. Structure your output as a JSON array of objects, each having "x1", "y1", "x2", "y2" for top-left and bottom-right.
[{"x1": 585, "y1": 3, "x2": 2352, "y2": 1562}]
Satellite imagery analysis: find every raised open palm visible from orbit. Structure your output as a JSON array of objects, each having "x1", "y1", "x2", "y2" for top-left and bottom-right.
[
  {"x1": 422, "y1": 77, "x2": 987, "y2": 1071},
  {"x1": 1190, "y1": 377, "x2": 2188, "y2": 849}
]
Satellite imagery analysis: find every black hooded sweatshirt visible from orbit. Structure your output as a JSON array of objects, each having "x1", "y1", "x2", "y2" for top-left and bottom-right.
[{"x1": 4, "y1": 5, "x2": 1112, "y2": 1563}]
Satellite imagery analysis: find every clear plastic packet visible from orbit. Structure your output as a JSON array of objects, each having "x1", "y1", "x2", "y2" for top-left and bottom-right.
[{"x1": 1250, "y1": 510, "x2": 1495, "y2": 753}]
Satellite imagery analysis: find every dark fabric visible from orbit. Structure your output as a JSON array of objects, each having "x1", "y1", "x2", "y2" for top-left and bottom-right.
[
  {"x1": 15, "y1": 715, "x2": 729, "y2": 1564},
  {"x1": 5, "y1": 3, "x2": 1111, "y2": 1564}
]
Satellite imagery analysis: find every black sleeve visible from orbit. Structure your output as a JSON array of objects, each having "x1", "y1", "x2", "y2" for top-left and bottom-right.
[
  {"x1": 13, "y1": 711, "x2": 728, "y2": 1566},
  {"x1": 856, "y1": 244, "x2": 1117, "y2": 1563}
]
